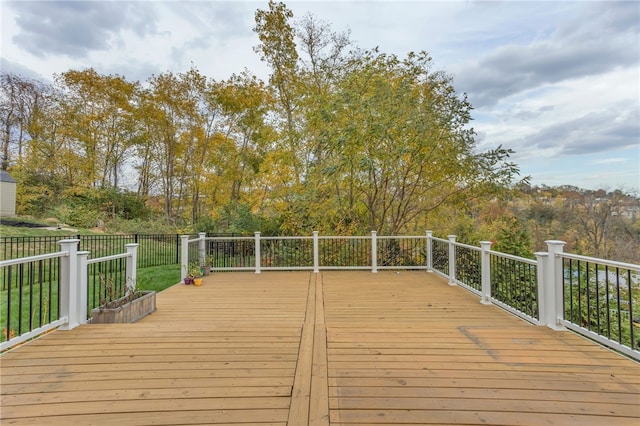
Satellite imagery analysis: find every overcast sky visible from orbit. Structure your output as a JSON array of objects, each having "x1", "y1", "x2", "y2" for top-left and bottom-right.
[{"x1": 1, "y1": 0, "x2": 638, "y2": 192}]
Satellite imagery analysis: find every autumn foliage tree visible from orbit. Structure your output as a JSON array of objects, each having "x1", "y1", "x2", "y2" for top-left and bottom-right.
[
  {"x1": 253, "y1": 1, "x2": 523, "y2": 234},
  {"x1": 2, "y1": 0, "x2": 525, "y2": 237},
  {"x1": 56, "y1": 69, "x2": 140, "y2": 189},
  {"x1": 1, "y1": 73, "x2": 65, "y2": 214}
]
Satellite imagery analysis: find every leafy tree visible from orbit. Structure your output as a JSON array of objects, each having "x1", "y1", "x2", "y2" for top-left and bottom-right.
[
  {"x1": 253, "y1": 5, "x2": 524, "y2": 235},
  {"x1": 204, "y1": 71, "x2": 273, "y2": 215},
  {"x1": 55, "y1": 69, "x2": 139, "y2": 188},
  {"x1": 254, "y1": 0, "x2": 303, "y2": 188},
  {"x1": 141, "y1": 70, "x2": 202, "y2": 224},
  {"x1": 310, "y1": 50, "x2": 522, "y2": 234},
  {"x1": 1, "y1": 73, "x2": 69, "y2": 214},
  {"x1": 0, "y1": 74, "x2": 58, "y2": 171},
  {"x1": 492, "y1": 216, "x2": 534, "y2": 258}
]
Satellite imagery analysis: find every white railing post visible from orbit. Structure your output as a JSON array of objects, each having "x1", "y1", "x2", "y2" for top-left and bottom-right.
[
  {"x1": 448, "y1": 235, "x2": 457, "y2": 285},
  {"x1": 126, "y1": 243, "x2": 139, "y2": 293},
  {"x1": 544, "y1": 240, "x2": 567, "y2": 331},
  {"x1": 480, "y1": 241, "x2": 492, "y2": 304},
  {"x1": 180, "y1": 235, "x2": 189, "y2": 282},
  {"x1": 426, "y1": 231, "x2": 433, "y2": 272},
  {"x1": 313, "y1": 231, "x2": 319, "y2": 273},
  {"x1": 371, "y1": 231, "x2": 378, "y2": 273},
  {"x1": 58, "y1": 239, "x2": 80, "y2": 330},
  {"x1": 535, "y1": 251, "x2": 549, "y2": 326},
  {"x1": 255, "y1": 232, "x2": 261, "y2": 274},
  {"x1": 198, "y1": 232, "x2": 206, "y2": 267},
  {"x1": 77, "y1": 251, "x2": 90, "y2": 325}
]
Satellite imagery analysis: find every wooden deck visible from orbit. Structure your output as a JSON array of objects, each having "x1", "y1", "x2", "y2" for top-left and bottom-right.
[{"x1": 1, "y1": 271, "x2": 639, "y2": 425}]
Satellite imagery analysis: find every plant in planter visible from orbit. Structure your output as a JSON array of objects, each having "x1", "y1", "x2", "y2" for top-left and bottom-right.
[
  {"x1": 201, "y1": 255, "x2": 215, "y2": 276},
  {"x1": 184, "y1": 262, "x2": 203, "y2": 286},
  {"x1": 191, "y1": 263, "x2": 204, "y2": 286},
  {"x1": 91, "y1": 276, "x2": 156, "y2": 324}
]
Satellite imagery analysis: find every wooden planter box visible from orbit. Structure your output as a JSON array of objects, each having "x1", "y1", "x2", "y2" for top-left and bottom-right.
[{"x1": 91, "y1": 291, "x2": 156, "y2": 324}]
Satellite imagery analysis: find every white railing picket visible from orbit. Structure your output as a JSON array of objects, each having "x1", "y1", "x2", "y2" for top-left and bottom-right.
[
  {"x1": 58, "y1": 239, "x2": 80, "y2": 331},
  {"x1": 447, "y1": 235, "x2": 457, "y2": 286},
  {"x1": 480, "y1": 241, "x2": 492, "y2": 305}
]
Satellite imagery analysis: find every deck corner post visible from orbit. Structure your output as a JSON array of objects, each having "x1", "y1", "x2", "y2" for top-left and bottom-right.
[
  {"x1": 535, "y1": 251, "x2": 549, "y2": 326},
  {"x1": 255, "y1": 231, "x2": 261, "y2": 274},
  {"x1": 58, "y1": 239, "x2": 81, "y2": 330},
  {"x1": 544, "y1": 240, "x2": 567, "y2": 331},
  {"x1": 77, "y1": 251, "x2": 90, "y2": 324},
  {"x1": 125, "y1": 243, "x2": 139, "y2": 292},
  {"x1": 198, "y1": 232, "x2": 206, "y2": 267},
  {"x1": 426, "y1": 231, "x2": 433, "y2": 272},
  {"x1": 480, "y1": 241, "x2": 492, "y2": 304},
  {"x1": 371, "y1": 230, "x2": 378, "y2": 273},
  {"x1": 313, "y1": 231, "x2": 319, "y2": 273},
  {"x1": 180, "y1": 235, "x2": 189, "y2": 282},
  {"x1": 448, "y1": 235, "x2": 457, "y2": 285}
]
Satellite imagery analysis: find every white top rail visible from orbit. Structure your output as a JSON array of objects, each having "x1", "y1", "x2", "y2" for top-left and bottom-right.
[
  {"x1": 87, "y1": 252, "x2": 131, "y2": 265},
  {"x1": 487, "y1": 249, "x2": 537, "y2": 266},
  {"x1": 203, "y1": 234, "x2": 432, "y2": 241},
  {"x1": 204, "y1": 236, "x2": 254, "y2": 241},
  {"x1": 0, "y1": 251, "x2": 68, "y2": 267},
  {"x1": 431, "y1": 236, "x2": 450, "y2": 244},
  {"x1": 560, "y1": 252, "x2": 640, "y2": 271},
  {"x1": 453, "y1": 241, "x2": 481, "y2": 251},
  {"x1": 261, "y1": 236, "x2": 314, "y2": 240},
  {"x1": 318, "y1": 236, "x2": 370, "y2": 240},
  {"x1": 377, "y1": 235, "x2": 426, "y2": 239}
]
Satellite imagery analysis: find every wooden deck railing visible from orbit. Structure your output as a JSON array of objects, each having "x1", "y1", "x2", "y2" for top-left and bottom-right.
[
  {"x1": 1, "y1": 231, "x2": 637, "y2": 359},
  {"x1": 0, "y1": 241, "x2": 138, "y2": 351},
  {"x1": 182, "y1": 232, "x2": 640, "y2": 360}
]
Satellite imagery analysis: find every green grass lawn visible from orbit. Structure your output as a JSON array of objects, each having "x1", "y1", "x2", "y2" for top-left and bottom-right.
[
  {"x1": 0, "y1": 220, "x2": 100, "y2": 238},
  {"x1": 136, "y1": 264, "x2": 181, "y2": 293}
]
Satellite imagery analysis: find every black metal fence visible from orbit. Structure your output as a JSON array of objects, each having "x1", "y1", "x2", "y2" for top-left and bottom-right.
[
  {"x1": 261, "y1": 237, "x2": 314, "y2": 269},
  {"x1": 134, "y1": 234, "x2": 181, "y2": 268},
  {"x1": 563, "y1": 256, "x2": 639, "y2": 351},
  {"x1": 318, "y1": 237, "x2": 370, "y2": 268},
  {"x1": 2, "y1": 255, "x2": 62, "y2": 342},
  {"x1": 1, "y1": 234, "x2": 184, "y2": 280},
  {"x1": 87, "y1": 256, "x2": 129, "y2": 313},
  {"x1": 1, "y1": 236, "x2": 62, "y2": 261},
  {"x1": 455, "y1": 244, "x2": 481, "y2": 292},
  {"x1": 204, "y1": 237, "x2": 255, "y2": 269},
  {"x1": 377, "y1": 237, "x2": 426, "y2": 267},
  {"x1": 201, "y1": 235, "x2": 431, "y2": 271},
  {"x1": 490, "y1": 253, "x2": 538, "y2": 319},
  {"x1": 431, "y1": 238, "x2": 449, "y2": 275}
]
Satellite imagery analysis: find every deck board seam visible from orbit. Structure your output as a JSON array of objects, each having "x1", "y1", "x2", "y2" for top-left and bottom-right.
[
  {"x1": 310, "y1": 272, "x2": 329, "y2": 425},
  {"x1": 287, "y1": 273, "x2": 316, "y2": 426}
]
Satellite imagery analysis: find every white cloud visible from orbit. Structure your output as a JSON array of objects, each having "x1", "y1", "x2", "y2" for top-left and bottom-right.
[
  {"x1": 591, "y1": 158, "x2": 629, "y2": 166},
  {"x1": 475, "y1": 66, "x2": 639, "y2": 156}
]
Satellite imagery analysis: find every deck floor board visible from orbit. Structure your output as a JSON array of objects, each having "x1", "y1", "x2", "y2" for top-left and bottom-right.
[{"x1": 1, "y1": 271, "x2": 639, "y2": 425}]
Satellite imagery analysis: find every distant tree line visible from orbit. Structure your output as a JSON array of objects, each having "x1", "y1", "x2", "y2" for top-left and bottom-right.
[{"x1": 442, "y1": 185, "x2": 639, "y2": 263}]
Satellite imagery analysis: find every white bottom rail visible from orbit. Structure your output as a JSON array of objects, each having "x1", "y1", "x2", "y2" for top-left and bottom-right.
[
  {"x1": 561, "y1": 320, "x2": 640, "y2": 362},
  {"x1": 0, "y1": 317, "x2": 68, "y2": 352}
]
